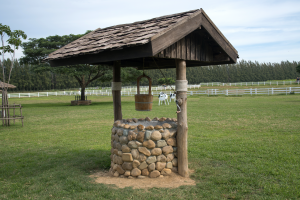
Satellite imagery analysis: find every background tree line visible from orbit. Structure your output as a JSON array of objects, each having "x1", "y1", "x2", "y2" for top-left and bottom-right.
[{"x1": 1, "y1": 59, "x2": 299, "y2": 92}]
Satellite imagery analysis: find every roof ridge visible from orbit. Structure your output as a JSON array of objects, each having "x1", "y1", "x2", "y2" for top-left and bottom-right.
[{"x1": 98, "y1": 9, "x2": 199, "y2": 31}]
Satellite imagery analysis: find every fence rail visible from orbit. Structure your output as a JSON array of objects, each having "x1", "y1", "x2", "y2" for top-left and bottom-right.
[{"x1": 1, "y1": 86, "x2": 300, "y2": 99}]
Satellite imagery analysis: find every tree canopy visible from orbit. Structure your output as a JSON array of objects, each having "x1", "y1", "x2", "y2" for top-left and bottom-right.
[{"x1": 20, "y1": 31, "x2": 142, "y2": 100}]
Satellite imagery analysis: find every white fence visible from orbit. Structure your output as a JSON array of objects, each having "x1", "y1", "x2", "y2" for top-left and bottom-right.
[
  {"x1": 1, "y1": 87, "x2": 300, "y2": 99},
  {"x1": 198, "y1": 81, "x2": 299, "y2": 87}
]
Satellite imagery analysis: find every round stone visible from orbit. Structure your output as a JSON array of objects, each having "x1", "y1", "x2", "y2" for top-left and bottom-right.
[
  {"x1": 162, "y1": 123, "x2": 172, "y2": 128},
  {"x1": 128, "y1": 176, "x2": 134, "y2": 179},
  {"x1": 128, "y1": 141, "x2": 138, "y2": 149},
  {"x1": 113, "y1": 149, "x2": 118, "y2": 155},
  {"x1": 117, "y1": 151, "x2": 123, "y2": 157},
  {"x1": 151, "y1": 131, "x2": 162, "y2": 141},
  {"x1": 116, "y1": 165, "x2": 125, "y2": 174},
  {"x1": 117, "y1": 129, "x2": 123, "y2": 136},
  {"x1": 149, "y1": 170, "x2": 160, "y2": 178},
  {"x1": 127, "y1": 119, "x2": 133, "y2": 123},
  {"x1": 166, "y1": 162, "x2": 173, "y2": 169},
  {"x1": 114, "y1": 120, "x2": 121, "y2": 127},
  {"x1": 148, "y1": 163, "x2": 155, "y2": 171},
  {"x1": 132, "y1": 160, "x2": 140, "y2": 168},
  {"x1": 123, "y1": 129, "x2": 128, "y2": 136},
  {"x1": 166, "y1": 153, "x2": 174, "y2": 162},
  {"x1": 122, "y1": 153, "x2": 133, "y2": 162},
  {"x1": 122, "y1": 162, "x2": 133, "y2": 170},
  {"x1": 124, "y1": 171, "x2": 131, "y2": 176},
  {"x1": 145, "y1": 131, "x2": 151, "y2": 140},
  {"x1": 169, "y1": 129, "x2": 177, "y2": 137},
  {"x1": 162, "y1": 146, "x2": 173, "y2": 155},
  {"x1": 158, "y1": 117, "x2": 166, "y2": 122},
  {"x1": 161, "y1": 168, "x2": 172, "y2": 176},
  {"x1": 124, "y1": 124, "x2": 130, "y2": 129},
  {"x1": 161, "y1": 130, "x2": 170, "y2": 140},
  {"x1": 131, "y1": 149, "x2": 139, "y2": 159},
  {"x1": 151, "y1": 148, "x2": 162, "y2": 156},
  {"x1": 128, "y1": 131, "x2": 137, "y2": 141},
  {"x1": 137, "y1": 132, "x2": 145, "y2": 143},
  {"x1": 114, "y1": 134, "x2": 120, "y2": 142},
  {"x1": 138, "y1": 161, "x2": 148, "y2": 170},
  {"x1": 119, "y1": 136, "x2": 128, "y2": 144},
  {"x1": 145, "y1": 125, "x2": 154, "y2": 130},
  {"x1": 171, "y1": 167, "x2": 178, "y2": 173},
  {"x1": 122, "y1": 145, "x2": 131, "y2": 153},
  {"x1": 130, "y1": 125, "x2": 137, "y2": 130},
  {"x1": 118, "y1": 123, "x2": 125, "y2": 128},
  {"x1": 146, "y1": 156, "x2": 157, "y2": 164},
  {"x1": 145, "y1": 117, "x2": 151, "y2": 121},
  {"x1": 113, "y1": 171, "x2": 119, "y2": 177},
  {"x1": 172, "y1": 158, "x2": 178, "y2": 167},
  {"x1": 157, "y1": 154, "x2": 167, "y2": 162},
  {"x1": 155, "y1": 162, "x2": 166, "y2": 171},
  {"x1": 137, "y1": 175, "x2": 146, "y2": 179},
  {"x1": 156, "y1": 140, "x2": 167, "y2": 148},
  {"x1": 112, "y1": 127, "x2": 117, "y2": 134},
  {"x1": 152, "y1": 117, "x2": 159, "y2": 121},
  {"x1": 138, "y1": 154, "x2": 147, "y2": 162},
  {"x1": 143, "y1": 140, "x2": 155, "y2": 149},
  {"x1": 154, "y1": 125, "x2": 163, "y2": 130},
  {"x1": 141, "y1": 168, "x2": 149, "y2": 176},
  {"x1": 116, "y1": 143, "x2": 122, "y2": 151},
  {"x1": 138, "y1": 147, "x2": 151, "y2": 156},
  {"x1": 132, "y1": 118, "x2": 138, "y2": 123},
  {"x1": 138, "y1": 124, "x2": 145, "y2": 130},
  {"x1": 131, "y1": 168, "x2": 141, "y2": 177}
]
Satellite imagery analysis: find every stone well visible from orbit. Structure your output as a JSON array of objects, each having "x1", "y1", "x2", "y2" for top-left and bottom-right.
[{"x1": 109, "y1": 117, "x2": 178, "y2": 178}]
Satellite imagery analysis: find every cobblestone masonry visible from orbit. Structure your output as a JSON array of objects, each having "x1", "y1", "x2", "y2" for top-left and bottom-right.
[{"x1": 109, "y1": 117, "x2": 178, "y2": 178}]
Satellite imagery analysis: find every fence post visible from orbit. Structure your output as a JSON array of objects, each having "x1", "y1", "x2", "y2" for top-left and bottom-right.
[
  {"x1": 289, "y1": 87, "x2": 291, "y2": 93},
  {"x1": 255, "y1": 88, "x2": 257, "y2": 95},
  {"x1": 29, "y1": 93, "x2": 30, "y2": 97},
  {"x1": 226, "y1": 89, "x2": 228, "y2": 96},
  {"x1": 47, "y1": 92, "x2": 48, "y2": 97},
  {"x1": 286, "y1": 88, "x2": 287, "y2": 95},
  {"x1": 250, "y1": 88, "x2": 252, "y2": 96},
  {"x1": 19, "y1": 93, "x2": 20, "y2": 98},
  {"x1": 258, "y1": 82, "x2": 259, "y2": 86},
  {"x1": 38, "y1": 93, "x2": 39, "y2": 97},
  {"x1": 56, "y1": 92, "x2": 57, "y2": 96},
  {"x1": 272, "y1": 88, "x2": 273, "y2": 95}
]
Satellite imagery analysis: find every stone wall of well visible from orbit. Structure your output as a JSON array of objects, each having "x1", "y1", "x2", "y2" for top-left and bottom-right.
[{"x1": 109, "y1": 117, "x2": 178, "y2": 178}]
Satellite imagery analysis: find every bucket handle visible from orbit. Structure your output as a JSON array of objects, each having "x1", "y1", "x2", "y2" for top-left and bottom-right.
[{"x1": 137, "y1": 74, "x2": 152, "y2": 95}]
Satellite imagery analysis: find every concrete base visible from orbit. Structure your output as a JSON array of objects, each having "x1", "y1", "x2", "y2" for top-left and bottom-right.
[{"x1": 71, "y1": 100, "x2": 91, "y2": 106}]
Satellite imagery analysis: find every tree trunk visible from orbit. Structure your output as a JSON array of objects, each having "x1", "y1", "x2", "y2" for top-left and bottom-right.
[{"x1": 81, "y1": 86, "x2": 85, "y2": 100}]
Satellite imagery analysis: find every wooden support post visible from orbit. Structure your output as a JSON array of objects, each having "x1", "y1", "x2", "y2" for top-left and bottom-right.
[
  {"x1": 176, "y1": 59, "x2": 189, "y2": 177},
  {"x1": 112, "y1": 61, "x2": 122, "y2": 122}
]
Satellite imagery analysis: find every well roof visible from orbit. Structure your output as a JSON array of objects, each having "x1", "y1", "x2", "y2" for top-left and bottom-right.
[
  {"x1": 0, "y1": 82, "x2": 16, "y2": 89},
  {"x1": 46, "y1": 9, "x2": 238, "y2": 68}
]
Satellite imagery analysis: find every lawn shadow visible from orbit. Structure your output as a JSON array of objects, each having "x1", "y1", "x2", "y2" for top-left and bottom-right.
[{"x1": 1, "y1": 147, "x2": 111, "y2": 180}]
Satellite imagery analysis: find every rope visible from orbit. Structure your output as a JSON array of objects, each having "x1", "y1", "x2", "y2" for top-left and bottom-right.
[{"x1": 151, "y1": 57, "x2": 176, "y2": 93}]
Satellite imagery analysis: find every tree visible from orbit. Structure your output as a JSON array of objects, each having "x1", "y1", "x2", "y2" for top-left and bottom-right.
[
  {"x1": 296, "y1": 64, "x2": 300, "y2": 74},
  {"x1": 0, "y1": 23, "x2": 27, "y2": 125},
  {"x1": 157, "y1": 77, "x2": 175, "y2": 85},
  {"x1": 21, "y1": 32, "x2": 142, "y2": 100}
]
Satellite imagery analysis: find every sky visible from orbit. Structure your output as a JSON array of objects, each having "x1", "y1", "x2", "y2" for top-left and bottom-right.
[{"x1": 1, "y1": 0, "x2": 300, "y2": 63}]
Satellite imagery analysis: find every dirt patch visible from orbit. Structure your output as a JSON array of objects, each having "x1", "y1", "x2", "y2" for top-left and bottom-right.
[{"x1": 90, "y1": 170, "x2": 196, "y2": 189}]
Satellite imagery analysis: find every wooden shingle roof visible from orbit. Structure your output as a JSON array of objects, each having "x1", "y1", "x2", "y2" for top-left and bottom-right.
[
  {"x1": 0, "y1": 82, "x2": 16, "y2": 89},
  {"x1": 46, "y1": 9, "x2": 238, "y2": 69}
]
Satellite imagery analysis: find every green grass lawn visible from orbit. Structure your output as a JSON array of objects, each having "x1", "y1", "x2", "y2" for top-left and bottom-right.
[{"x1": 1, "y1": 94, "x2": 300, "y2": 199}]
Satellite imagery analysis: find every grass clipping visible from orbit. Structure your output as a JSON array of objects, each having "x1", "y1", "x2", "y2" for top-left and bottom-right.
[{"x1": 90, "y1": 170, "x2": 196, "y2": 189}]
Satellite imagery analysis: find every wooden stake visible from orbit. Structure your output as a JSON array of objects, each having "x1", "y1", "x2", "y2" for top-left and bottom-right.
[
  {"x1": 176, "y1": 59, "x2": 189, "y2": 177},
  {"x1": 113, "y1": 61, "x2": 122, "y2": 121}
]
